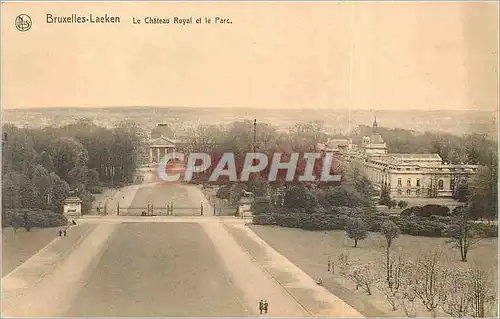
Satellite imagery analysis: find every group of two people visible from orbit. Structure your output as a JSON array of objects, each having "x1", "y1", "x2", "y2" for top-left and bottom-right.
[{"x1": 258, "y1": 300, "x2": 269, "y2": 314}]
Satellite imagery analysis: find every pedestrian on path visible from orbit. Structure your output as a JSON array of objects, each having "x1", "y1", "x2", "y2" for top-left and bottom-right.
[
  {"x1": 328, "y1": 259, "x2": 331, "y2": 272},
  {"x1": 259, "y1": 300, "x2": 264, "y2": 314},
  {"x1": 63, "y1": 230, "x2": 67, "y2": 237},
  {"x1": 263, "y1": 300, "x2": 269, "y2": 314},
  {"x1": 58, "y1": 230, "x2": 62, "y2": 237}
]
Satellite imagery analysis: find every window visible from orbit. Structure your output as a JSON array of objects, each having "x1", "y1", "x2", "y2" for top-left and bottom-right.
[
  {"x1": 416, "y1": 179, "x2": 420, "y2": 187},
  {"x1": 416, "y1": 189, "x2": 421, "y2": 195},
  {"x1": 415, "y1": 167, "x2": 420, "y2": 171},
  {"x1": 407, "y1": 189, "x2": 411, "y2": 195},
  {"x1": 407, "y1": 179, "x2": 411, "y2": 187},
  {"x1": 397, "y1": 189, "x2": 402, "y2": 195},
  {"x1": 397, "y1": 178, "x2": 402, "y2": 187},
  {"x1": 406, "y1": 168, "x2": 411, "y2": 171},
  {"x1": 438, "y1": 179, "x2": 444, "y2": 190}
]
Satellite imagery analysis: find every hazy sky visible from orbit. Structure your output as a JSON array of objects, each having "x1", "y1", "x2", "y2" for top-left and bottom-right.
[{"x1": 2, "y1": 2, "x2": 498, "y2": 111}]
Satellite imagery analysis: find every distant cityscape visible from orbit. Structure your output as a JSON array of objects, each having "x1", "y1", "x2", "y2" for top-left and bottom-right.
[{"x1": 2, "y1": 107, "x2": 497, "y2": 138}]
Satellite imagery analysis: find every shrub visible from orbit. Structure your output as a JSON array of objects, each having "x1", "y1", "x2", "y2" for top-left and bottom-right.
[
  {"x1": 401, "y1": 206, "x2": 422, "y2": 217},
  {"x1": 470, "y1": 223, "x2": 498, "y2": 238},
  {"x1": 3, "y1": 209, "x2": 68, "y2": 229},
  {"x1": 252, "y1": 209, "x2": 498, "y2": 238},
  {"x1": 401, "y1": 205, "x2": 450, "y2": 218},
  {"x1": 88, "y1": 186, "x2": 104, "y2": 194},
  {"x1": 398, "y1": 200, "x2": 408, "y2": 209},
  {"x1": 216, "y1": 186, "x2": 230, "y2": 200},
  {"x1": 422, "y1": 204, "x2": 450, "y2": 217},
  {"x1": 251, "y1": 197, "x2": 273, "y2": 215}
]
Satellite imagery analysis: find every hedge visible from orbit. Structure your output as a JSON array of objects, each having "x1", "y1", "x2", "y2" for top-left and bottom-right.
[
  {"x1": 253, "y1": 211, "x2": 497, "y2": 238},
  {"x1": 2, "y1": 209, "x2": 68, "y2": 229},
  {"x1": 401, "y1": 205, "x2": 451, "y2": 218}
]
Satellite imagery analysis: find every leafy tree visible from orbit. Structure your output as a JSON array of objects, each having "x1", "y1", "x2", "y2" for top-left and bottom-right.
[
  {"x1": 38, "y1": 151, "x2": 55, "y2": 172},
  {"x1": 467, "y1": 160, "x2": 498, "y2": 222},
  {"x1": 345, "y1": 217, "x2": 369, "y2": 247},
  {"x1": 322, "y1": 185, "x2": 369, "y2": 208},
  {"x1": 87, "y1": 169, "x2": 100, "y2": 187},
  {"x1": 49, "y1": 137, "x2": 89, "y2": 182},
  {"x1": 283, "y1": 185, "x2": 320, "y2": 211},
  {"x1": 446, "y1": 206, "x2": 484, "y2": 262},
  {"x1": 379, "y1": 186, "x2": 392, "y2": 207},
  {"x1": 48, "y1": 173, "x2": 70, "y2": 213}
]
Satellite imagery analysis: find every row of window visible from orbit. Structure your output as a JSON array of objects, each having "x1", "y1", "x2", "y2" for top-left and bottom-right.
[
  {"x1": 397, "y1": 189, "x2": 422, "y2": 195},
  {"x1": 396, "y1": 178, "x2": 448, "y2": 190}
]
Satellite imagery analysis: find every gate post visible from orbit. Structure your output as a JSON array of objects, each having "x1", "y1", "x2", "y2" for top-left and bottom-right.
[
  {"x1": 170, "y1": 202, "x2": 173, "y2": 216},
  {"x1": 151, "y1": 203, "x2": 154, "y2": 216},
  {"x1": 201, "y1": 202, "x2": 203, "y2": 216},
  {"x1": 117, "y1": 202, "x2": 120, "y2": 216}
]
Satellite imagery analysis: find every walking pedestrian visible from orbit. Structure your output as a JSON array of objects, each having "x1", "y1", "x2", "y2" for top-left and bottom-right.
[
  {"x1": 328, "y1": 259, "x2": 331, "y2": 272},
  {"x1": 263, "y1": 300, "x2": 269, "y2": 314},
  {"x1": 63, "y1": 230, "x2": 67, "y2": 237},
  {"x1": 58, "y1": 230, "x2": 62, "y2": 237},
  {"x1": 259, "y1": 300, "x2": 264, "y2": 314}
]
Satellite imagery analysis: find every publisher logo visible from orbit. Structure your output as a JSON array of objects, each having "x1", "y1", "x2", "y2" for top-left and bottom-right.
[{"x1": 15, "y1": 14, "x2": 32, "y2": 32}]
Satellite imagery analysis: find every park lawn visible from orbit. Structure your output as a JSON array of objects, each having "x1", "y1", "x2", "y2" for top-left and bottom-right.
[
  {"x1": 2, "y1": 226, "x2": 63, "y2": 276},
  {"x1": 249, "y1": 224, "x2": 498, "y2": 317}
]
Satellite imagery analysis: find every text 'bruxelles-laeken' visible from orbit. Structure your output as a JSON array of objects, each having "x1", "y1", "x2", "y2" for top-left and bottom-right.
[{"x1": 46, "y1": 14, "x2": 121, "y2": 24}]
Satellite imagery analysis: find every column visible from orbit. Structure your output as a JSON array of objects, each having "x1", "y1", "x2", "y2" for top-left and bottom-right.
[
  {"x1": 157, "y1": 147, "x2": 160, "y2": 163},
  {"x1": 149, "y1": 147, "x2": 153, "y2": 163}
]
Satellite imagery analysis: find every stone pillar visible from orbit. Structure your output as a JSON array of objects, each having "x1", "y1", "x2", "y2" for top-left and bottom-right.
[
  {"x1": 150, "y1": 147, "x2": 153, "y2": 163},
  {"x1": 157, "y1": 147, "x2": 160, "y2": 163}
]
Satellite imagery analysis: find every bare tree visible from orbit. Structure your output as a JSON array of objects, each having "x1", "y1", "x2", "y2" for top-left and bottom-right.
[
  {"x1": 412, "y1": 251, "x2": 444, "y2": 317},
  {"x1": 446, "y1": 206, "x2": 484, "y2": 262},
  {"x1": 376, "y1": 255, "x2": 409, "y2": 311},
  {"x1": 348, "y1": 263, "x2": 376, "y2": 295},
  {"x1": 439, "y1": 268, "x2": 472, "y2": 317},
  {"x1": 467, "y1": 267, "x2": 495, "y2": 317},
  {"x1": 380, "y1": 220, "x2": 400, "y2": 286},
  {"x1": 335, "y1": 252, "x2": 350, "y2": 276}
]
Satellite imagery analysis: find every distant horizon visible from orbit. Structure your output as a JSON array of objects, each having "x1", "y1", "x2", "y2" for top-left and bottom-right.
[{"x1": 2, "y1": 105, "x2": 496, "y2": 113}]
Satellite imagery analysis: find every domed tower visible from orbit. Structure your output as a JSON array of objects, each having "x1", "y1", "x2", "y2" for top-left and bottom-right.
[
  {"x1": 362, "y1": 115, "x2": 387, "y2": 156},
  {"x1": 372, "y1": 115, "x2": 378, "y2": 132}
]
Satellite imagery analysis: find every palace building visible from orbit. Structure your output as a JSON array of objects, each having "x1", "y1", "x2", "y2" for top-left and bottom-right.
[
  {"x1": 322, "y1": 117, "x2": 478, "y2": 199},
  {"x1": 148, "y1": 124, "x2": 188, "y2": 163}
]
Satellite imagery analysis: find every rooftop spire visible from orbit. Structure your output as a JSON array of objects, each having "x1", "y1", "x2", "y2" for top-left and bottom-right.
[{"x1": 373, "y1": 115, "x2": 378, "y2": 131}]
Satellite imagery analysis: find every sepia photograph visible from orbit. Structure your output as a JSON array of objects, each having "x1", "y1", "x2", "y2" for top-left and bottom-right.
[{"x1": 1, "y1": 1, "x2": 498, "y2": 318}]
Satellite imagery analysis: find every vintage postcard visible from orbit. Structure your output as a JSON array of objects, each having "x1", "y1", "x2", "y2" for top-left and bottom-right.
[{"x1": 1, "y1": 1, "x2": 498, "y2": 318}]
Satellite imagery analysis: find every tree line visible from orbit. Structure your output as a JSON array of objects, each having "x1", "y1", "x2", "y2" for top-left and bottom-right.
[{"x1": 2, "y1": 119, "x2": 144, "y2": 220}]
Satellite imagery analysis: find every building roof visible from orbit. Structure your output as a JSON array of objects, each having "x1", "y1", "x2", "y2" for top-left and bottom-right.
[
  {"x1": 326, "y1": 139, "x2": 350, "y2": 148},
  {"x1": 370, "y1": 133, "x2": 385, "y2": 144},
  {"x1": 387, "y1": 153, "x2": 442, "y2": 160},
  {"x1": 149, "y1": 136, "x2": 178, "y2": 147},
  {"x1": 64, "y1": 196, "x2": 82, "y2": 203},
  {"x1": 151, "y1": 124, "x2": 174, "y2": 139}
]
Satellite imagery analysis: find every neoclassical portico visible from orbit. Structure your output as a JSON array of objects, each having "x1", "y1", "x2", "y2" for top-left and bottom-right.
[{"x1": 149, "y1": 136, "x2": 178, "y2": 163}]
